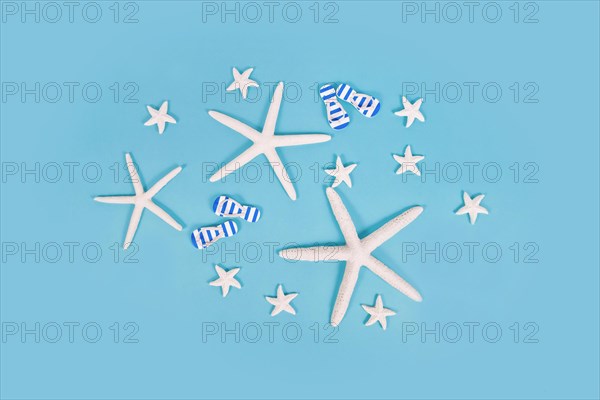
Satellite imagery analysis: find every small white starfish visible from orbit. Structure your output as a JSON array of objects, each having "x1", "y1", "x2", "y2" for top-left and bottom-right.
[
  {"x1": 226, "y1": 67, "x2": 259, "y2": 99},
  {"x1": 393, "y1": 145, "x2": 424, "y2": 176},
  {"x1": 209, "y1": 265, "x2": 241, "y2": 297},
  {"x1": 144, "y1": 101, "x2": 176, "y2": 134},
  {"x1": 394, "y1": 96, "x2": 425, "y2": 128},
  {"x1": 265, "y1": 285, "x2": 298, "y2": 316},
  {"x1": 362, "y1": 295, "x2": 396, "y2": 330},
  {"x1": 209, "y1": 82, "x2": 331, "y2": 200},
  {"x1": 279, "y1": 188, "x2": 423, "y2": 326},
  {"x1": 94, "y1": 153, "x2": 183, "y2": 249},
  {"x1": 324, "y1": 155, "x2": 357, "y2": 188},
  {"x1": 455, "y1": 192, "x2": 489, "y2": 225}
]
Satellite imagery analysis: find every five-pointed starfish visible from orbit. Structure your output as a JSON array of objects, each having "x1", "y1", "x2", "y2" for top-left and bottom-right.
[
  {"x1": 279, "y1": 188, "x2": 423, "y2": 326},
  {"x1": 393, "y1": 145, "x2": 424, "y2": 176},
  {"x1": 209, "y1": 265, "x2": 242, "y2": 297},
  {"x1": 226, "y1": 67, "x2": 259, "y2": 99},
  {"x1": 394, "y1": 96, "x2": 425, "y2": 128},
  {"x1": 455, "y1": 192, "x2": 489, "y2": 224},
  {"x1": 324, "y1": 155, "x2": 357, "y2": 188},
  {"x1": 362, "y1": 295, "x2": 396, "y2": 330},
  {"x1": 265, "y1": 285, "x2": 298, "y2": 316},
  {"x1": 144, "y1": 101, "x2": 176, "y2": 134},
  {"x1": 94, "y1": 153, "x2": 183, "y2": 249},
  {"x1": 208, "y1": 82, "x2": 331, "y2": 200}
]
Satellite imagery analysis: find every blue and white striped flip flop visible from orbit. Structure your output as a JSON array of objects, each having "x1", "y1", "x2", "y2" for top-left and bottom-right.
[
  {"x1": 319, "y1": 84, "x2": 350, "y2": 130},
  {"x1": 336, "y1": 84, "x2": 381, "y2": 118},
  {"x1": 191, "y1": 220, "x2": 239, "y2": 249},
  {"x1": 212, "y1": 195, "x2": 261, "y2": 223}
]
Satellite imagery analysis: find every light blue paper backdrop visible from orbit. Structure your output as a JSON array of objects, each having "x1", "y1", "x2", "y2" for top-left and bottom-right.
[{"x1": 1, "y1": 1, "x2": 599, "y2": 399}]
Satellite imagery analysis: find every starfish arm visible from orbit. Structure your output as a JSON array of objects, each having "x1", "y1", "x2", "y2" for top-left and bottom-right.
[
  {"x1": 405, "y1": 117, "x2": 415, "y2": 128},
  {"x1": 455, "y1": 206, "x2": 468, "y2": 215},
  {"x1": 208, "y1": 111, "x2": 261, "y2": 142},
  {"x1": 209, "y1": 145, "x2": 261, "y2": 182},
  {"x1": 226, "y1": 82, "x2": 238, "y2": 92},
  {"x1": 463, "y1": 192, "x2": 471, "y2": 203},
  {"x1": 221, "y1": 285, "x2": 230, "y2": 297},
  {"x1": 283, "y1": 304, "x2": 296, "y2": 315},
  {"x1": 241, "y1": 68, "x2": 254, "y2": 78},
  {"x1": 157, "y1": 121, "x2": 166, "y2": 134},
  {"x1": 265, "y1": 297, "x2": 277, "y2": 306},
  {"x1": 144, "y1": 117, "x2": 156, "y2": 126},
  {"x1": 159, "y1": 101, "x2": 169, "y2": 114},
  {"x1": 272, "y1": 133, "x2": 331, "y2": 148},
  {"x1": 125, "y1": 153, "x2": 144, "y2": 196},
  {"x1": 163, "y1": 115, "x2": 176, "y2": 124},
  {"x1": 262, "y1": 82, "x2": 283, "y2": 136},
  {"x1": 279, "y1": 245, "x2": 347, "y2": 262},
  {"x1": 145, "y1": 201, "x2": 182, "y2": 231},
  {"x1": 146, "y1": 166, "x2": 183, "y2": 197},
  {"x1": 475, "y1": 205, "x2": 489, "y2": 215},
  {"x1": 416, "y1": 112, "x2": 425, "y2": 122},
  {"x1": 94, "y1": 195, "x2": 136, "y2": 204},
  {"x1": 264, "y1": 148, "x2": 297, "y2": 200},
  {"x1": 380, "y1": 317, "x2": 388, "y2": 330},
  {"x1": 325, "y1": 188, "x2": 360, "y2": 247},
  {"x1": 123, "y1": 204, "x2": 144, "y2": 250},
  {"x1": 230, "y1": 280, "x2": 241, "y2": 289},
  {"x1": 394, "y1": 110, "x2": 408, "y2": 117},
  {"x1": 469, "y1": 212, "x2": 478, "y2": 225},
  {"x1": 365, "y1": 256, "x2": 422, "y2": 302},
  {"x1": 331, "y1": 259, "x2": 360, "y2": 327}
]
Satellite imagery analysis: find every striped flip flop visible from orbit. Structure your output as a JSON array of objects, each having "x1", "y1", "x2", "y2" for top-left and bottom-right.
[
  {"x1": 336, "y1": 84, "x2": 381, "y2": 118},
  {"x1": 212, "y1": 195, "x2": 261, "y2": 223},
  {"x1": 191, "y1": 220, "x2": 239, "y2": 249},
  {"x1": 319, "y1": 84, "x2": 350, "y2": 130}
]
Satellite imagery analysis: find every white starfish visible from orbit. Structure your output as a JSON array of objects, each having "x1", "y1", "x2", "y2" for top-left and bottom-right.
[
  {"x1": 455, "y1": 192, "x2": 489, "y2": 225},
  {"x1": 393, "y1": 145, "x2": 424, "y2": 176},
  {"x1": 226, "y1": 67, "x2": 259, "y2": 99},
  {"x1": 94, "y1": 153, "x2": 183, "y2": 250},
  {"x1": 279, "y1": 188, "x2": 423, "y2": 326},
  {"x1": 209, "y1": 265, "x2": 241, "y2": 297},
  {"x1": 144, "y1": 101, "x2": 176, "y2": 134},
  {"x1": 394, "y1": 96, "x2": 425, "y2": 128},
  {"x1": 362, "y1": 295, "x2": 396, "y2": 330},
  {"x1": 265, "y1": 285, "x2": 298, "y2": 316},
  {"x1": 208, "y1": 82, "x2": 331, "y2": 200},
  {"x1": 324, "y1": 155, "x2": 357, "y2": 188}
]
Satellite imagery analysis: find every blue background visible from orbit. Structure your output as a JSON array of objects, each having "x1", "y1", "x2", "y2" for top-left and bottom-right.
[{"x1": 1, "y1": 1, "x2": 599, "y2": 399}]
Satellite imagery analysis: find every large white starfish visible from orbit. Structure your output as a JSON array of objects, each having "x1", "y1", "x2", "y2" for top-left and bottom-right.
[
  {"x1": 208, "y1": 82, "x2": 331, "y2": 200},
  {"x1": 94, "y1": 153, "x2": 183, "y2": 249},
  {"x1": 279, "y1": 188, "x2": 423, "y2": 326}
]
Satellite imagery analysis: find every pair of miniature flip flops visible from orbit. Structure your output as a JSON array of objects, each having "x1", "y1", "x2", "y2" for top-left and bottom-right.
[
  {"x1": 319, "y1": 83, "x2": 381, "y2": 130},
  {"x1": 191, "y1": 195, "x2": 261, "y2": 250}
]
